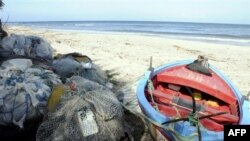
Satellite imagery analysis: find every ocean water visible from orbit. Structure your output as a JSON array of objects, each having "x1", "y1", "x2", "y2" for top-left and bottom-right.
[{"x1": 9, "y1": 21, "x2": 250, "y2": 46}]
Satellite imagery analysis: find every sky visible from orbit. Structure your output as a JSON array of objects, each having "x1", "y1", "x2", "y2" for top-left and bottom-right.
[{"x1": 0, "y1": 0, "x2": 250, "y2": 24}]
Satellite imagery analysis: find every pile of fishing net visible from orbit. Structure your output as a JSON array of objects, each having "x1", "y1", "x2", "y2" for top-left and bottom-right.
[
  {"x1": 52, "y1": 53, "x2": 110, "y2": 87},
  {"x1": 1, "y1": 34, "x2": 53, "y2": 60},
  {"x1": 0, "y1": 33, "x2": 58, "y2": 130},
  {"x1": 36, "y1": 75, "x2": 146, "y2": 141},
  {"x1": 0, "y1": 58, "x2": 61, "y2": 128},
  {"x1": 0, "y1": 31, "x2": 145, "y2": 140},
  {"x1": 0, "y1": 31, "x2": 61, "y2": 140},
  {"x1": 37, "y1": 76, "x2": 125, "y2": 141}
]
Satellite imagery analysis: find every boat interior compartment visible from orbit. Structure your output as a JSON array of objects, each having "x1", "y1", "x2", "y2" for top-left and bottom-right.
[{"x1": 145, "y1": 65, "x2": 240, "y2": 132}]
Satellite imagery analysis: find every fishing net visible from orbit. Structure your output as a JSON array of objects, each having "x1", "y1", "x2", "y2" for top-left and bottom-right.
[
  {"x1": 0, "y1": 59, "x2": 61, "y2": 128},
  {"x1": 36, "y1": 88, "x2": 125, "y2": 141},
  {"x1": 52, "y1": 53, "x2": 109, "y2": 86},
  {"x1": 79, "y1": 64, "x2": 109, "y2": 87},
  {"x1": 65, "y1": 75, "x2": 106, "y2": 95},
  {"x1": 0, "y1": 29, "x2": 144, "y2": 140},
  {"x1": 52, "y1": 55, "x2": 82, "y2": 79},
  {"x1": 0, "y1": 34, "x2": 53, "y2": 60}
]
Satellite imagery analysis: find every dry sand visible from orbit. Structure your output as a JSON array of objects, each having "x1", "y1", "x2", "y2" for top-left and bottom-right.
[{"x1": 6, "y1": 26, "x2": 250, "y2": 98}]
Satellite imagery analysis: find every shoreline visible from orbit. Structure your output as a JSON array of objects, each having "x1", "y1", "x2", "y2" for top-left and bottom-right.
[
  {"x1": 5, "y1": 25, "x2": 250, "y2": 96},
  {"x1": 6, "y1": 25, "x2": 250, "y2": 47}
]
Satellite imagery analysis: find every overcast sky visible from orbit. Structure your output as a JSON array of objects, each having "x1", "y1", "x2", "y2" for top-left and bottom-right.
[{"x1": 0, "y1": 0, "x2": 249, "y2": 24}]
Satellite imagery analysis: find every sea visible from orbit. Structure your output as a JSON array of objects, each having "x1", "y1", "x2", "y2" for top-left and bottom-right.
[{"x1": 8, "y1": 21, "x2": 250, "y2": 46}]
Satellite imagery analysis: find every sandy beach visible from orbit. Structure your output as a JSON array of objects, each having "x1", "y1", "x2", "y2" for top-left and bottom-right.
[
  {"x1": 5, "y1": 26, "x2": 250, "y2": 98},
  {"x1": 1, "y1": 0, "x2": 250, "y2": 140}
]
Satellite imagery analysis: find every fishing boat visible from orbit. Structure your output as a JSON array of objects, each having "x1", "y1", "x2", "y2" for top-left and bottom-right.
[{"x1": 136, "y1": 56, "x2": 250, "y2": 141}]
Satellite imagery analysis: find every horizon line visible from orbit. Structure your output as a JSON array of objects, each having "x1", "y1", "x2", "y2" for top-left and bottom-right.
[{"x1": 6, "y1": 20, "x2": 250, "y2": 26}]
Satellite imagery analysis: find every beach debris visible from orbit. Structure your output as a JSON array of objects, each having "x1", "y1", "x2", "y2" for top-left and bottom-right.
[
  {"x1": 0, "y1": 34, "x2": 53, "y2": 60},
  {"x1": 36, "y1": 88, "x2": 125, "y2": 141},
  {"x1": 0, "y1": 58, "x2": 61, "y2": 128}
]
